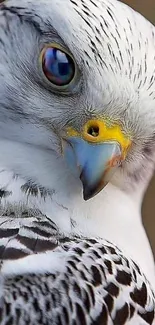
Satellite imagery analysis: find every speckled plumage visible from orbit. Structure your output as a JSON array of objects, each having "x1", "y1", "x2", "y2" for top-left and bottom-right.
[
  {"x1": 0, "y1": 0, "x2": 155, "y2": 324},
  {"x1": 0, "y1": 215, "x2": 155, "y2": 325}
]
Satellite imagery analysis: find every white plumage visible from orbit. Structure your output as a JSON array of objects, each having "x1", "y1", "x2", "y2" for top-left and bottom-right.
[{"x1": 0, "y1": 0, "x2": 155, "y2": 324}]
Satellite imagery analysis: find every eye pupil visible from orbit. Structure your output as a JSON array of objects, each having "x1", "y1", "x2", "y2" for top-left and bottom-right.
[{"x1": 42, "y1": 46, "x2": 75, "y2": 86}]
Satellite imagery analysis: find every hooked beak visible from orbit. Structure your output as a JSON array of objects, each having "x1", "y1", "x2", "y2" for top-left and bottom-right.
[{"x1": 63, "y1": 120, "x2": 131, "y2": 200}]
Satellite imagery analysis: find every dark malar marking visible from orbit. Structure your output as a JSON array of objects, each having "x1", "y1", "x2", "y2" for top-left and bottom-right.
[
  {"x1": 0, "y1": 189, "x2": 12, "y2": 199},
  {"x1": 21, "y1": 182, "x2": 55, "y2": 199}
]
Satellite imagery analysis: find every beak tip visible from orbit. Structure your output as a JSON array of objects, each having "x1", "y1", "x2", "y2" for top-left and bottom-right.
[
  {"x1": 80, "y1": 172, "x2": 95, "y2": 201},
  {"x1": 80, "y1": 165, "x2": 108, "y2": 201},
  {"x1": 83, "y1": 195, "x2": 89, "y2": 201},
  {"x1": 82, "y1": 177, "x2": 109, "y2": 200},
  {"x1": 64, "y1": 137, "x2": 123, "y2": 200},
  {"x1": 83, "y1": 190, "x2": 91, "y2": 201},
  {"x1": 83, "y1": 184, "x2": 100, "y2": 201}
]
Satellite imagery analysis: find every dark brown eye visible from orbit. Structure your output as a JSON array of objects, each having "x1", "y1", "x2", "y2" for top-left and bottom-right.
[{"x1": 41, "y1": 45, "x2": 75, "y2": 86}]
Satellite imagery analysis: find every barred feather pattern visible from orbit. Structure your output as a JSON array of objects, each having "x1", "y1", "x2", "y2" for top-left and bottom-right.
[
  {"x1": 0, "y1": 215, "x2": 154, "y2": 325},
  {"x1": 0, "y1": 0, "x2": 155, "y2": 323}
]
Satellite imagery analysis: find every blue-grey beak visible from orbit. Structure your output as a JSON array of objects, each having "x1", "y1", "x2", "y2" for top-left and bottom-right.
[{"x1": 64, "y1": 137, "x2": 122, "y2": 200}]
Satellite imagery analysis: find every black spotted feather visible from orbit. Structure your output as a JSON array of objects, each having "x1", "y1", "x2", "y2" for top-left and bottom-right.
[{"x1": 0, "y1": 215, "x2": 154, "y2": 325}]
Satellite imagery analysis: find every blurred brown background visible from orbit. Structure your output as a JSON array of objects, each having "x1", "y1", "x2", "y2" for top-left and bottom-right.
[
  {"x1": 122, "y1": 0, "x2": 155, "y2": 24},
  {"x1": 0, "y1": 0, "x2": 155, "y2": 256},
  {"x1": 121, "y1": 0, "x2": 155, "y2": 257}
]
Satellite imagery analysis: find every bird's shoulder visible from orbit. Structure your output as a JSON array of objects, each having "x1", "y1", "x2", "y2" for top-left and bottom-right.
[
  {"x1": 0, "y1": 214, "x2": 155, "y2": 324},
  {"x1": 0, "y1": 213, "x2": 60, "y2": 260}
]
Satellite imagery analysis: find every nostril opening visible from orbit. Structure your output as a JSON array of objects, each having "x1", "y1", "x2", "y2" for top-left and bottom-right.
[{"x1": 87, "y1": 125, "x2": 99, "y2": 137}]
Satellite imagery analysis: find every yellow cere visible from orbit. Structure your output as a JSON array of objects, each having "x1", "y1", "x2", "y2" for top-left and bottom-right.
[{"x1": 67, "y1": 119, "x2": 131, "y2": 158}]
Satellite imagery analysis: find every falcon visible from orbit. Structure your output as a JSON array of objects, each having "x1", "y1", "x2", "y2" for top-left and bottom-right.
[{"x1": 0, "y1": 0, "x2": 155, "y2": 324}]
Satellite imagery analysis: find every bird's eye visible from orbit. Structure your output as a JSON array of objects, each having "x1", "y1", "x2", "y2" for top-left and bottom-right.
[{"x1": 40, "y1": 44, "x2": 75, "y2": 87}]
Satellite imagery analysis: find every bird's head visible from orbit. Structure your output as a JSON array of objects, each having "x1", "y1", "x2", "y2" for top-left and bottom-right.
[{"x1": 0, "y1": 0, "x2": 155, "y2": 202}]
